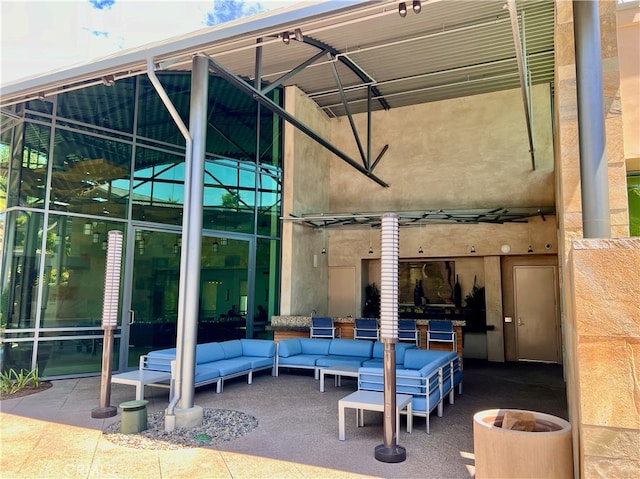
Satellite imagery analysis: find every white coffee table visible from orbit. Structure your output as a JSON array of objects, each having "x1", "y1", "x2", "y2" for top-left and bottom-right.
[
  {"x1": 319, "y1": 365, "x2": 360, "y2": 392},
  {"x1": 111, "y1": 369, "x2": 172, "y2": 400},
  {"x1": 338, "y1": 390, "x2": 413, "y2": 440}
]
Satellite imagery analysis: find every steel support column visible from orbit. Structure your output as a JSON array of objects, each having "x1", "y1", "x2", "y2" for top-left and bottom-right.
[
  {"x1": 177, "y1": 55, "x2": 209, "y2": 409},
  {"x1": 573, "y1": 0, "x2": 611, "y2": 238}
]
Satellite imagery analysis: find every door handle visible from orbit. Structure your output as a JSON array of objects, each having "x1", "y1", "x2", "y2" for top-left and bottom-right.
[{"x1": 129, "y1": 310, "x2": 135, "y2": 325}]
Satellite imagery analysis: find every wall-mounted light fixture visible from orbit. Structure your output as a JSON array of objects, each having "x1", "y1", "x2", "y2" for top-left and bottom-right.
[
  {"x1": 398, "y1": 2, "x2": 408, "y2": 17},
  {"x1": 102, "y1": 75, "x2": 115, "y2": 87},
  {"x1": 527, "y1": 245, "x2": 533, "y2": 253},
  {"x1": 212, "y1": 240, "x2": 220, "y2": 253},
  {"x1": 501, "y1": 244, "x2": 511, "y2": 254},
  {"x1": 282, "y1": 32, "x2": 290, "y2": 44},
  {"x1": 413, "y1": 0, "x2": 422, "y2": 14},
  {"x1": 470, "y1": 245, "x2": 476, "y2": 253},
  {"x1": 418, "y1": 246, "x2": 424, "y2": 254},
  {"x1": 281, "y1": 29, "x2": 303, "y2": 45}
]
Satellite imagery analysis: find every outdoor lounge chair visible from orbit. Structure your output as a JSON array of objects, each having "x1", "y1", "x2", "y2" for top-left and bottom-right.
[
  {"x1": 426, "y1": 320, "x2": 456, "y2": 352},
  {"x1": 353, "y1": 318, "x2": 379, "y2": 341},
  {"x1": 398, "y1": 319, "x2": 421, "y2": 347},
  {"x1": 310, "y1": 316, "x2": 339, "y2": 339}
]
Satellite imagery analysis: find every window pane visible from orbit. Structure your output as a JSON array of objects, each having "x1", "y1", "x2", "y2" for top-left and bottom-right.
[
  {"x1": 132, "y1": 147, "x2": 184, "y2": 225},
  {"x1": 49, "y1": 129, "x2": 131, "y2": 219},
  {"x1": 1, "y1": 210, "x2": 44, "y2": 329},
  {"x1": 39, "y1": 215, "x2": 126, "y2": 330},
  {"x1": 57, "y1": 78, "x2": 135, "y2": 134},
  {"x1": 203, "y1": 159, "x2": 255, "y2": 233},
  {"x1": 628, "y1": 175, "x2": 640, "y2": 236},
  {"x1": 16, "y1": 122, "x2": 51, "y2": 208},
  {"x1": 257, "y1": 165, "x2": 281, "y2": 237},
  {"x1": 137, "y1": 75, "x2": 188, "y2": 148}
]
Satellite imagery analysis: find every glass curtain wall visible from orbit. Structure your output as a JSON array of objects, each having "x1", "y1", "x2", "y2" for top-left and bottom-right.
[{"x1": 0, "y1": 72, "x2": 282, "y2": 378}]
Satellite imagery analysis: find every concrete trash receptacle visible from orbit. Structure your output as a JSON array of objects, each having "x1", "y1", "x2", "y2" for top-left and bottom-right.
[
  {"x1": 119, "y1": 400, "x2": 149, "y2": 434},
  {"x1": 473, "y1": 409, "x2": 573, "y2": 479}
]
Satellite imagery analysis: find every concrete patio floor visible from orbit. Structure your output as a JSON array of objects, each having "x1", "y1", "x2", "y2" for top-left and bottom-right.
[{"x1": 0, "y1": 359, "x2": 568, "y2": 478}]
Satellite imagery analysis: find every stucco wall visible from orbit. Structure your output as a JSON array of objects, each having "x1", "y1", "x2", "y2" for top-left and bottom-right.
[{"x1": 281, "y1": 87, "x2": 332, "y2": 315}]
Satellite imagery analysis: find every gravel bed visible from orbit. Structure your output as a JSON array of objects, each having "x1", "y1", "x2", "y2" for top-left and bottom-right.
[{"x1": 103, "y1": 408, "x2": 258, "y2": 450}]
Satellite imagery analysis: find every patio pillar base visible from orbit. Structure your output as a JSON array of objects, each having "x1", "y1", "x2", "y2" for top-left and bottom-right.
[
  {"x1": 91, "y1": 406, "x2": 117, "y2": 418},
  {"x1": 375, "y1": 444, "x2": 406, "y2": 463},
  {"x1": 174, "y1": 405, "x2": 204, "y2": 428}
]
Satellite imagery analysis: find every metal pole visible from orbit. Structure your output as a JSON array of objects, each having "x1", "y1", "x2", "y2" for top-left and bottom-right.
[
  {"x1": 91, "y1": 230, "x2": 123, "y2": 419},
  {"x1": 177, "y1": 54, "x2": 209, "y2": 409},
  {"x1": 375, "y1": 212, "x2": 405, "y2": 463},
  {"x1": 573, "y1": 0, "x2": 611, "y2": 238}
]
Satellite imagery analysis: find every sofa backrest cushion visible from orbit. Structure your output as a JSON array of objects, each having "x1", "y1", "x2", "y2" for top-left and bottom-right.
[
  {"x1": 240, "y1": 338, "x2": 275, "y2": 357},
  {"x1": 278, "y1": 339, "x2": 302, "y2": 357},
  {"x1": 195, "y1": 343, "x2": 225, "y2": 364},
  {"x1": 299, "y1": 338, "x2": 331, "y2": 355},
  {"x1": 146, "y1": 348, "x2": 176, "y2": 371},
  {"x1": 371, "y1": 341, "x2": 416, "y2": 362},
  {"x1": 220, "y1": 339, "x2": 244, "y2": 359},
  {"x1": 329, "y1": 338, "x2": 373, "y2": 358},
  {"x1": 403, "y1": 349, "x2": 456, "y2": 370}
]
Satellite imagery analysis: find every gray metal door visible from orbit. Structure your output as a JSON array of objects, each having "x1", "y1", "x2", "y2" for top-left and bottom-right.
[{"x1": 514, "y1": 266, "x2": 560, "y2": 363}]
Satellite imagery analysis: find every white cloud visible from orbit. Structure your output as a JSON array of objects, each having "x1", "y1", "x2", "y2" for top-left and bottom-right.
[{"x1": 0, "y1": 0, "x2": 299, "y2": 85}]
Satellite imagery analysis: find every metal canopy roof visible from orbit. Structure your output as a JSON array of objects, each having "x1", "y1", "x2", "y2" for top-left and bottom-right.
[
  {"x1": 0, "y1": 0, "x2": 555, "y2": 116},
  {"x1": 284, "y1": 207, "x2": 555, "y2": 228},
  {"x1": 0, "y1": 1, "x2": 557, "y2": 225}
]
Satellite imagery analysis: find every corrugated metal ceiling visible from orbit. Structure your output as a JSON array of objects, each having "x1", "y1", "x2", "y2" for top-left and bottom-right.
[{"x1": 1, "y1": 0, "x2": 555, "y2": 118}]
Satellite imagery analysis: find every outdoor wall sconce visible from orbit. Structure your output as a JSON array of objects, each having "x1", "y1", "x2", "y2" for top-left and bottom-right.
[
  {"x1": 212, "y1": 241, "x2": 220, "y2": 253},
  {"x1": 528, "y1": 245, "x2": 534, "y2": 253},
  {"x1": 369, "y1": 246, "x2": 374, "y2": 254},
  {"x1": 282, "y1": 32, "x2": 290, "y2": 44},
  {"x1": 470, "y1": 245, "x2": 476, "y2": 253},
  {"x1": 501, "y1": 244, "x2": 511, "y2": 253},
  {"x1": 418, "y1": 245, "x2": 423, "y2": 254},
  {"x1": 413, "y1": 1, "x2": 422, "y2": 14}
]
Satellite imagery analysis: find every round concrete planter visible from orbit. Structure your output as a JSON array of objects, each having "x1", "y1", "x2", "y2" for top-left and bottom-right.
[{"x1": 473, "y1": 409, "x2": 573, "y2": 479}]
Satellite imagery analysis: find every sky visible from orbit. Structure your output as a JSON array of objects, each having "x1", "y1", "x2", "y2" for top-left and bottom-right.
[{"x1": 0, "y1": 0, "x2": 302, "y2": 86}]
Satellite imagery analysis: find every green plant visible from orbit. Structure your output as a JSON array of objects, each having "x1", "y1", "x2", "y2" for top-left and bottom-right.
[
  {"x1": 362, "y1": 283, "x2": 380, "y2": 318},
  {"x1": 0, "y1": 366, "x2": 40, "y2": 394},
  {"x1": 464, "y1": 275, "x2": 485, "y2": 310}
]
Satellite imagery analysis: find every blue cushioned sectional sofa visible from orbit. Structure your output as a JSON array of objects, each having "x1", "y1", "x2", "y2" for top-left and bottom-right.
[
  {"x1": 147, "y1": 338, "x2": 276, "y2": 393},
  {"x1": 276, "y1": 338, "x2": 416, "y2": 377},
  {"x1": 359, "y1": 349, "x2": 463, "y2": 433}
]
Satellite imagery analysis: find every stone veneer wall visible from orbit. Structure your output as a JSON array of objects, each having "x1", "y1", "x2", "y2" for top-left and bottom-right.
[{"x1": 555, "y1": 1, "x2": 638, "y2": 477}]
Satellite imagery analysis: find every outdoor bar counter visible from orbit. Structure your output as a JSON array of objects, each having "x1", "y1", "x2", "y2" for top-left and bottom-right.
[{"x1": 268, "y1": 316, "x2": 465, "y2": 352}]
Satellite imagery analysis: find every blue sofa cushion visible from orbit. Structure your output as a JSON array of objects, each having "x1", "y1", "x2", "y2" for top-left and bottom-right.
[
  {"x1": 241, "y1": 338, "x2": 275, "y2": 358},
  {"x1": 412, "y1": 388, "x2": 442, "y2": 414},
  {"x1": 316, "y1": 356, "x2": 367, "y2": 367},
  {"x1": 146, "y1": 348, "x2": 176, "y2": 371},
  {"x1": 220, "y1": 339, "x2": 244, "y2": 359},
  {"x1": 196, "y1": 342, "x2": 225, "y2": 364},
  {"x1": 211, "y1": 357, "x2": 252, "y2": 376},
  {"x1": 328, "y1": 338, "x2": 373, "y2": 357},
  {"x1": 248, "y1": 356, "x2": 274, "y2": 370},
  {"x1": 278, "y1": 355, "x2": 324, "y2": 367},
  {"x1": 194, "y1": 365, "x2": 221, "y2": 384},
  {"x1": 365, "y1": 342, "x2": 416, "y2": 366},
  {"x1": 299, "y1": 338, "x2": 331, "y2": 355},
  {"x1": 277, "y1": 339, "x2": 302, "y2": 357},
  {"x1": 403, "y1": 349, "x2": 456, "y2": 370}
]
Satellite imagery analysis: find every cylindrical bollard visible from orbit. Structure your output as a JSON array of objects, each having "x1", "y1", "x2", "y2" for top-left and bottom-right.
[
  {"x1": 473, "y1": 409, "x2": 573, "y2": 478},
  {"x1": 119, "y1": 400, "x2": 149, "y2": 434}
]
